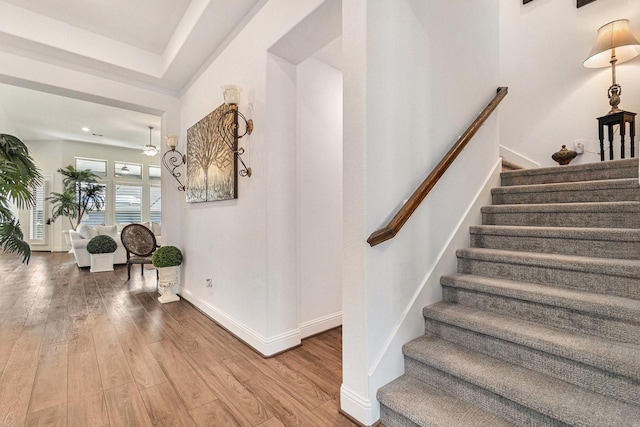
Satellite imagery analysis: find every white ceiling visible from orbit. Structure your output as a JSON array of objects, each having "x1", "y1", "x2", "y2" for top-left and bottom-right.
[{"x1": 0, "y1": 0, "x2": 266, "y2": 149}]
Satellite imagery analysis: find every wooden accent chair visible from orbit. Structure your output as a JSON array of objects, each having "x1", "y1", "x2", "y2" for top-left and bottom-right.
[{"x1": 120, "y1": 223, "x2": 158, "y2": 280}]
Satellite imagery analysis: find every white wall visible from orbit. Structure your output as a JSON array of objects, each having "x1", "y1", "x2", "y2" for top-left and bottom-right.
[
  {"x1": 297, "y1": 57, "x2": 343, "y2": 337},
  {"x1": 500, "y1": 0, "x2": 640, "y2": 166},
  {"x1": 176, "y1": 0, "x2": 338, "y2": 356},
  {"x1": 342, "y1": 0, "x2": 501, "y2": 423}
]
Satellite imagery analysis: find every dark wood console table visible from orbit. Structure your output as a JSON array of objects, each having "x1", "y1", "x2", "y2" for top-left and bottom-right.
[{"x1": 597, "y1": 111, "x2": 636, "y2": 161}]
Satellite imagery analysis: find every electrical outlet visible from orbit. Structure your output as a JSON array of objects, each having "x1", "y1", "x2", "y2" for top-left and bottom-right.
[
  {"x1": 574, "y1": 140, "x2": 585, "y2": 154},
  {"x1": 205, "y1": 278, "x2": 212, "y2": 287}
]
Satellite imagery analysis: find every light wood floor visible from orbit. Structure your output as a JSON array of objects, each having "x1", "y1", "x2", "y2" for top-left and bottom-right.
[{"x1": 0, "y1": 252, "x2": 357, "y2": 427}]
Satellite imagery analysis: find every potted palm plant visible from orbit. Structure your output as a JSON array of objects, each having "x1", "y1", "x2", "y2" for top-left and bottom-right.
[
  {"x1": 152, "y1": 245, "x2": 183, "y2": 303},
  {"x1": 0, "y1": 134, "x2": 43, "y2": 263},
  {"x1": 47, "y1": 165, "x2": 105, "y2": 241},
  {"x1": 86, "y1": 234, "x2": 117, "y2": 272}
]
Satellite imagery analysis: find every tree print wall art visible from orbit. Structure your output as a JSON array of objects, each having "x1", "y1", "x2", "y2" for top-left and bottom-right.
[{"x1": 186, "y1": 103, "x2": 238, "y2": 202}]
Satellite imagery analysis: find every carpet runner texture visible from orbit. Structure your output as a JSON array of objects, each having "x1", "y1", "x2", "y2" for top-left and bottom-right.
[{"x1": 377, "y1": 158, "x2": 640, "y2": 426}]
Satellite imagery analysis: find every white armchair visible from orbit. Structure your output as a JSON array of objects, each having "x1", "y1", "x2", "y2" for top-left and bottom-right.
[{"x1": 69, "y1": 224, "x2": 126, "y2": 267}]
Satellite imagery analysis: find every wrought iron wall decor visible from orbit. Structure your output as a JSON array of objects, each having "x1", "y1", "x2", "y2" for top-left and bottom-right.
[
  {"x1": 162, "y1": 135, "x2": 186, "y2": 191},
  {"x1": 217, "y1": 104, "x2": 253, "y2": 177},
  {"x1": 186, "y1": 103, "x2": 238, "y2": 202}
]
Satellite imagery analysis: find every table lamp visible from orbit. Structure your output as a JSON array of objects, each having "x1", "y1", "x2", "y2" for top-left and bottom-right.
[{"x1": 584, "y1": 19, "x2": 640, "y2": 114}]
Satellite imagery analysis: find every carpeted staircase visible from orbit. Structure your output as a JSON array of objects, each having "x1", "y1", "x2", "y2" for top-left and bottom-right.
[{"x1": 377, "y1": 158, "x2": 640, "y2": 426}]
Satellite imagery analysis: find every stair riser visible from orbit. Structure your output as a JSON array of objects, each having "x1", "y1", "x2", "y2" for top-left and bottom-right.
[
  {"x1": 482, "y1": 210, "x2": 640, "y2": 228},
  {"x1": 404, "y1": 357, "x2": 566, "y2": 426},
  {"x1": 422, "y1": 319, "x2": 640, "y2": 406},
  {"x1": 500, "y1": 161, "x2": 639, "y2": 186},
  {"x1": 457, "y1": 257, "x2": 640, "y2": 299},
  {"x1": 470, "y1": 232, "x2": 639, "y2": 259},
  {"x1": 442, "y1": 286, "x2": 640, "y2": 344},
  {"x1": 492, "y1": 187, "x2": 640, "y2": 205},
  {"x1": 379, "y1": 406, "x2": 420, "y2": 427}
]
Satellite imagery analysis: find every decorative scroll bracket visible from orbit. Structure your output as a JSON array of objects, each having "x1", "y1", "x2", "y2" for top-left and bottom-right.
[{"x1": 162, "y1": 149, "x2": 186, "y2": 191}]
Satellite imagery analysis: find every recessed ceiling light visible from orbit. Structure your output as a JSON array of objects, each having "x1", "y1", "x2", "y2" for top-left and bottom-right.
[{"x1": 82, "y1": 127, "x2": 90, "y2": 132}]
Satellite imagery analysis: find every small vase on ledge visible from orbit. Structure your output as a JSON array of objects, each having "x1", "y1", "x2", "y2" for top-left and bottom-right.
[{"x1": 552, "y1": 145, "x2": 577, "y2": 165}]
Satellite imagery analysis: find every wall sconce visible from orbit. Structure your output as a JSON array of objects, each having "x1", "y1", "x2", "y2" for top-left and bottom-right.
[
  {"x1": 162, "y1": 134, "x2": 186, "y2": 191},
  {"x1": 584, "y1": 19, "x2": 640, "y2": 114},
  {"x1": 218, "y1": 85, "x2": 254, "y2": 177}
]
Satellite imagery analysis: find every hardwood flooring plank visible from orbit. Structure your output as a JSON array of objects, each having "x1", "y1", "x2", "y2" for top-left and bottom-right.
[
  {"x1": 4, "y1": 323, "x2": 45, "y2": 372},
  {"x1": 104, "y1": 382, "x2": 153, "y2": 427},
  {"x1": 148, "y1": 340, "x2": 216, "y2": 411},
  {"x1": 68, "y1": 333, "x2": 95, "y2": 355},
  {"x1": 221, "y1": 355, "x2": 322, "y2": 423},
  {"x1": 277, "y1": 349, "x2": 340, "y2": 399},
  {"x1": 25, "y1": 402, "x2": 66, "y2": 427},
  {"x1": 189, "y1": 400, "x2": 242, "y2": 427},
  {"x1": 315, "y1": 399, "x2": 360, "y2": 427},
  {"x1": 138, "y1": 382, "x2": 196, "y2": 427},
  {"x1": 181, "y1": 317, "x2": 238, "y2": 360},
  {"x1": 24, "y1": 284, "x2": 52, "y2": 326},
  {"x1": 68, "y1": 349, "x2": 103, "y2": 401},
  {"x1": 257, "y1": 418, "x2": 287, "y2": 427},
  {"x1": 67, "y1": 392, "x2": 109, "y2": 427},
  {"x1": 247, "y1": 355, "x2": 331, "y2": 410},
  {"x1": 42, "y1": 317, "x2": 71, "y2": 345},
  {"x1": 28, "y1": 342, "x2": 68, "y2": 414},
  {"x1": 128, "y1": 309, "x2": 168, "y2": 344},
  {"x1": 93, "y1": 329, "x2": 134, "y2": 390},
  {"x1": 0, "y1": 366, "x2": 38, "y2": 426},
  {"x1": 0, "y1": 338, "x2": 16, "y2": 377},
  {"x1": 184, "y1": 352, "x2": 273, "y2": 426},
  {"x1": 114, "y1": 322, "x2": 167, "y2": 389}
]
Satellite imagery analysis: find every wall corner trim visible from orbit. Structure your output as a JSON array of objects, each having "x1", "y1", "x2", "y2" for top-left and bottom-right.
[{"x1": 340, "y1": 384, "x2": 378, "y2": 426}]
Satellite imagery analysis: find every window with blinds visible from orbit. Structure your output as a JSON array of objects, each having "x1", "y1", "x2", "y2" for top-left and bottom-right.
[
  {"x1": 115, "y1": 184, "x2": 142, "y2": 223},
  {"x1": 114, "y1": 162, "x2": 142, "y2": 179},
  {"x1": 75, "y1": 158, "x2": 107, "y2": 177},
  {"x1": 29, "y1": 185, "x2": 45, "y2": 241},
  {"x1": 150, "y1": 186, "x2": 161, "y2": 223},
  {"x1": 149, "y1": 165, "x2": 161, "y2": 180}
]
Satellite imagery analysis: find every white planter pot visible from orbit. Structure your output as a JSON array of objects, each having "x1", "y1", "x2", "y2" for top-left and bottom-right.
[
  {"x1": 90, "y1": 253, "x2": 114, "y2": 273},
  {"x1": 157, "y1": 265, "x2": 180, "y2": 303}
]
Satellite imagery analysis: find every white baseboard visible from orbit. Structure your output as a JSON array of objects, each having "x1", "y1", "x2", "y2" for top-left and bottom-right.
[
  {"x1": 180, "y1": 288, "x2": 301, "y2": 357},
  {"x1": 500, "y1": 145, "x2": 540, "y2": 169},
  {"x1": 300, "y1": 311, "x2": 342, "y2": 338},
  {"x1": 340, "y1": 385, "x2": 377, "y2": 426}
]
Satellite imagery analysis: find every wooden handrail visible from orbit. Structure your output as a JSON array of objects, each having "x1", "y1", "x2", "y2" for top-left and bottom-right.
[{"x1": 367, "y1": 87, "x2": 509, "y2": 247}]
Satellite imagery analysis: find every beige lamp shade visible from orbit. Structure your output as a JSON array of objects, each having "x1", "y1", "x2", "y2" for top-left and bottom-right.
[{"x1": 584, "y1": 19, "x2": 640, "y2": 68}]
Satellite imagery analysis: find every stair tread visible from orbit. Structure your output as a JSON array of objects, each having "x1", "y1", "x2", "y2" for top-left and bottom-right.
[
  {"x1": 423, "y1": 302, "x2": 640, "y2": 380},
  {"x1": 482, "y1": 200, "x2": 640, "y2": 212},
  {"x1": 469, "y1": 225, "x2": 640, "y2": 242},
  {"x1": 404, "y1": 334, "x2": 640, "y2": 426},
  {"x1": 457, "y1": 247, "x2": 640, "y2": 276},
  {"x1": 492, "y1": 177, "x2": 640, "y2": 194},
  {"x1": 378, "y1": 375, "x2": 514, "y2": 427},
  {"x1": 500, "y1": 158, "x2": 639, "y2": 180},
  {"x1": 441, "y1": 273, "x2": 640, "y2": 323}
]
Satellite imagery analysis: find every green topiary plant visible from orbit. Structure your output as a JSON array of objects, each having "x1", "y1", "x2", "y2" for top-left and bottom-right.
[
  {"x1": 87, "y1": 235, "x2": 117, "y2": 254},
  {"x1": 152, "y1": 246, "x2": 183, "y2": 268}
]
